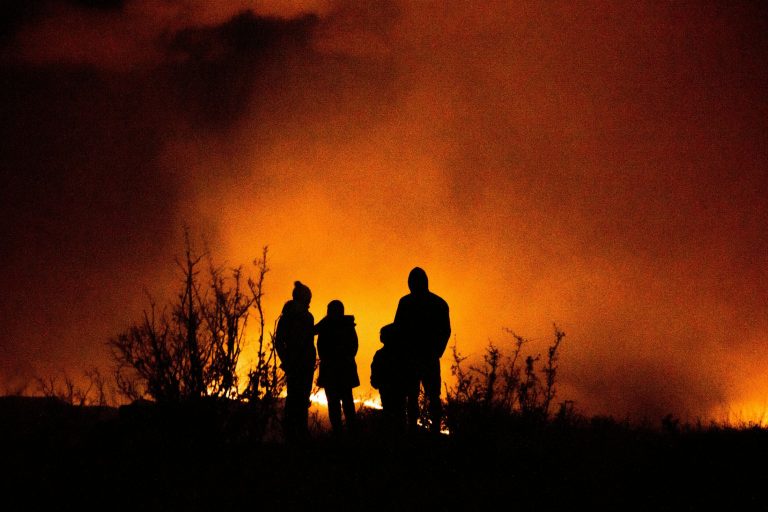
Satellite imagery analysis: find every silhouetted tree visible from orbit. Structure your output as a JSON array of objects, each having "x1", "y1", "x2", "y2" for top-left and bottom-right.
[
  {"x1": 110, "y1": 298, "x2": 183, "y2": 402},
  {"x1": 242, "y1": 247, "x2": 284, "y2": 403},
  {"x1": 541, "y1": 327, "x2": 566, "y2": 416},
  {"x1": 109, "y1": 236, "x2": 280, "y2": 405},
  {"x1": 240, "y1": 247, "x2": 286, "y2": 438},
  {"x1": 34, "y1": 368, "x2": 111, "y2": 406},
  {"x1": 176, "y1": 240, "x2": 206, "y2": 398},
  {"x1": 203, "y1": 262, "x2": 252, "y2": 398}
]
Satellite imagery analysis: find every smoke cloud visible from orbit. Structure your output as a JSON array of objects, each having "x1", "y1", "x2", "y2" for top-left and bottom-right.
[{"x1": 1, "y1": 0, "x2": 766, "y2": 420}]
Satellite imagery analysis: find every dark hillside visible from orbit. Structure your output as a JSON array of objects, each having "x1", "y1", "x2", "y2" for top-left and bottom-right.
[{"x1": 1, "y1": 397, "x2": 765, "y2": 511}]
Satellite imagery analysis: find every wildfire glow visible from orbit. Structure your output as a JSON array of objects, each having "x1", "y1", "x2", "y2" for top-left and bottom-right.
[
  {"x1": 309, "y1": 391, "x2": 382, "y2": 411},
  {"x1": 1, "y1": 1, "x2": 767, "y2": 424}
]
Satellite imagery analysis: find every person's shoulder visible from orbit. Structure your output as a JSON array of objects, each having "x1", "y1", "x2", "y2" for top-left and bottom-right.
[
  {"x1": 397, "y1": 294, "x2": 414, "y2": 306},
  {"x1": 428, "y1": 291, "x2": 448, "y2": 307}
]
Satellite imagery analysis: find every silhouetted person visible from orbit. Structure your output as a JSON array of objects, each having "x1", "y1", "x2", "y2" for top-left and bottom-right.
[
  {"x1": 371, "y1": 323, "x2": 418, "y2": 433},
  {"x1": 394, "y1": 267, "x2": 451, "y2": 433},
  {"x1": 275, "y1": 281, "x2": 316, "y2": 441},
  {"x1": 315, "y1": 299, "x2": 360, "y2": 436}
]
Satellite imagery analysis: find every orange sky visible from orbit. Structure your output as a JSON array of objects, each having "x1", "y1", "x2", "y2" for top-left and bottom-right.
[{"x1": 1, "y1": 1, "x2": 766, "y2": 421}]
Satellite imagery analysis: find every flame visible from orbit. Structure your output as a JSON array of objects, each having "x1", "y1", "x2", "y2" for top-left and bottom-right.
[
  {"x1": 309, "y1": 391, "x2": 382, "y2": 410},
  {"x1": 710, "y1": 400, "x2": 768, "y2": 428}
]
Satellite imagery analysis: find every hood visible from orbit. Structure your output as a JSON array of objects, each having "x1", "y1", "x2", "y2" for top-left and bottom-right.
[{"x1": 316, "y1": 314, "x2": 356, "y2": 332}]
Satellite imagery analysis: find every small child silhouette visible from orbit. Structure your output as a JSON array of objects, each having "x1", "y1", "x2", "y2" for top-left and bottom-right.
[{"x1": 371, "y1": 323, "x2": 418, "y2": 433}]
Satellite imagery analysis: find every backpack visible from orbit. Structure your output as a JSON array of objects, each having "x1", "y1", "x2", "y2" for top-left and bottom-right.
[{"x1": 274, "y1": 311, "x2": 291, "y2": 365}]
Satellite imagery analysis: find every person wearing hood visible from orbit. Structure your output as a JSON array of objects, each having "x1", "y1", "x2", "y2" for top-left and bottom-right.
[
  {"x1": 275, "y1": 281, "x2": 316, "y2": 441},
  {"x1": 315, "y1": 299, "x2": 360, "y2": 435},
  {"x1": 393, "y1": 267, "x2": 451, "y2": 433}
]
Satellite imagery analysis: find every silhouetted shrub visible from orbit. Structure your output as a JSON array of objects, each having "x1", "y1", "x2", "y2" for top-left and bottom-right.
[
  {"x1": 109, "y1": 235, "x2": 283, "y2": 416},
  {"x1": 445, "y1": 324, "x2": 567, "y2": 436},
  {"x1": 34, "y1": 367, "x2": 113, "y2": 406}
]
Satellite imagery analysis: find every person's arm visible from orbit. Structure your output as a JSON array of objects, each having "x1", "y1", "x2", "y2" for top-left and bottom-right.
[
  {"x1": 394, "y1": 296, "x2": 406, "y2": 325},
  {"x1": 351, "y1": 327, "x2": 359, "y2": 357},
  {"x1": 437, "y1": 301, "x2": 451, "y2": 358},
  {"x1": 303, "y1": 313, "x2": 316, "y2": 355}
]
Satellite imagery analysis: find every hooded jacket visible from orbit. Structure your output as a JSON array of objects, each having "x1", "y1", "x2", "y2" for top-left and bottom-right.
[
  {"x1": 275, "y1": 299, "x2": 316, "y2": 373},
  {"x1": 315, "y1": 314, "x2": 360, "y2": 389}
]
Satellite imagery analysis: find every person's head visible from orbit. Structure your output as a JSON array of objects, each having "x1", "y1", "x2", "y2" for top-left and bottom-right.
[
  {"x1": 380, "y1": 323, "x2": 396, "y2": 344},
  {"x1": 292, "y1": 281, "x2": 312, "y2": 307},
  {"x1": 326, "y1": 299, "x2": 344, "y2": 318},
  {"x1": 408, "y1": 267, "x2": 429, "y2": 293}
]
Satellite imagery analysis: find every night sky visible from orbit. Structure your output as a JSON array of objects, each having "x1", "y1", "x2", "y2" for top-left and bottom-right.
[{"x1": 1, "y1": 0, "x2": 767, "y2": 421}]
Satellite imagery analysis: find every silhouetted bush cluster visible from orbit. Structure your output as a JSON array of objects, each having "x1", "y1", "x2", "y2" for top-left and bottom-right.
[
  {"x1": 444, "y1": 324, "x2": 568, "y2": 436},
  {"x1": 108, "y1": 236, "x2": 283, "y2": 433}
]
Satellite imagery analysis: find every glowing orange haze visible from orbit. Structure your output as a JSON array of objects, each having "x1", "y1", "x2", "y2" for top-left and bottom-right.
[
  {"x1": 172, "y1": 2, "x2": 767, "y2": 423},
  {"x1": 2, "y1": 1, "x2": 767, "y2": 422}
]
